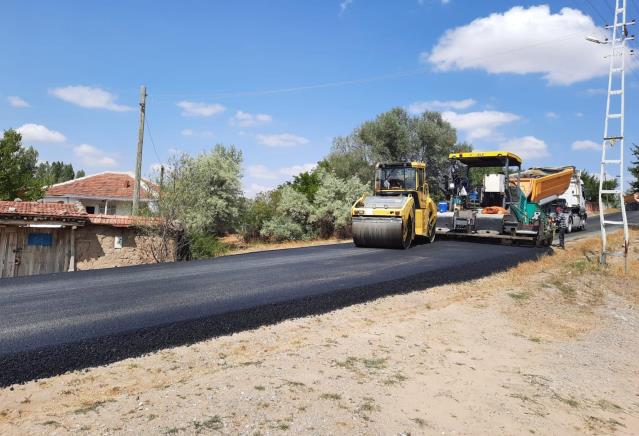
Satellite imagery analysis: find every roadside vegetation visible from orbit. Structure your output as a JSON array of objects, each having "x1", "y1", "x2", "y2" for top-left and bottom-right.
[
  {"x1": 3, "y1": 108, "x2": 638, "y2": 261},
  {"x1": 0, "y1": 129, "x2": 84, "y2": 201}
]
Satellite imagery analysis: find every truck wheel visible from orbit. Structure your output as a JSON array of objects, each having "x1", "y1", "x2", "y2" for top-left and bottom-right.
[
  {"x1": 580, "y1": 217, "x2": 586, "y2": 231},
  {"x1": 567, "y1": 218, "x2": 573, "y2": 233}
]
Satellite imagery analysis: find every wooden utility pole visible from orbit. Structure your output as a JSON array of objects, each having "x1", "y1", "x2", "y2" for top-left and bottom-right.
[
  {"x1": 132, "y1": 85, "x2": 147, "y2": 216},
  {"x1": 159, "y1": 165, "x2": 165, "y2": 201}
]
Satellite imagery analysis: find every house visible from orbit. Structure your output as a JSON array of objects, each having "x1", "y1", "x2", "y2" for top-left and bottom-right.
[
  {"x1": 43, "y1": 172, "x2": 156, "y2": 216},
  {"x1": 0, "y1": 201, "x2": 176, "y2": 278}
]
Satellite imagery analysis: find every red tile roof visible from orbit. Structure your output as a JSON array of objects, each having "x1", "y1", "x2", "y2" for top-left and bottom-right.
[
  {"x1": 45, "y1": 172, "x2": 156, "y2": 200},
  {"x1": 0, "y1": 201, "x2": 88, "y2": 219}
]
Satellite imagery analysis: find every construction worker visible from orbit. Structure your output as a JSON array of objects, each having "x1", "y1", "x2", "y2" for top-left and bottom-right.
[{"x1": 556, "y1": 206, "x2": 567, "y2": 249}]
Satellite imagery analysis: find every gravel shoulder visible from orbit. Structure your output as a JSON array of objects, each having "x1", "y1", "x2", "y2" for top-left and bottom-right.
[{"x1": 1, "y1": 231, "x2": 638, "y2": 435}]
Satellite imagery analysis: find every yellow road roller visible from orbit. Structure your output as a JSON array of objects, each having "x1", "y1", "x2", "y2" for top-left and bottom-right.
[{"x1": 351, "y1": 161, "x2": 437, "y2": 248}]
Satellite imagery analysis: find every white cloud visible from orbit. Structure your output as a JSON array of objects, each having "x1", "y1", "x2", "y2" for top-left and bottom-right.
[
  {"x1": 7, "y1": 96, "x2": 29, "y2": 108},
  {"x1": 339, "y1": 0, "x2": 353, "y2": 15},
  {"x1": 73, "y1": 144, "x2": 118, "y2": 167},
  {"x1": 230, "y1": 110, "x2": 272, "y2": 127},
  {"x1": 177, "y1": 101, "x2": 226, "y2": 117},
  {"x1": 256, "y1": 133, "x2": 310, "y2": 147},
  {"x1": 279, "y1": 163, "x2": 317, "y2": 177},
  {"x1": 16, "y1": 123, "x2": 66, "y2": 143},
  {"x1": 49, "y1": 86, "x2": 134, "y2": 111},
  {"x1": 181, "y1": 128, "x2": 214, "y2": 138},
  {"x1": 572, "y1": 139, "x2": 600, "y2": 150},
  {"x1": 575, "y1": 112, "x2": 584, "y2": 117},
  {"x1": 498, "y1": 136, "x2": 549, "y2": 160},
  {"x1": 441, "y1": 110, "x2": 520, "y2": 140},
  {"x1": 424, "y1": 5, "x2": 611, "y2": 85},
  {"x1": 247, "y1": 164, "x2": 278, "y2": 180},
  {"x1": 408, "y1": 98, "x2": 476, "y2": 114},
  {"x1": 546, "y1": 112, "x2": 559, "y2": 119},
  {"x1": 244, "y1": 183, "x2": 272, "y2": 199}
]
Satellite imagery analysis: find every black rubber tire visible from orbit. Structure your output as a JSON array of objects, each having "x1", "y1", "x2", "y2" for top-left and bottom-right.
[
  {"x1": 567, "y1": 218, "x2": 573, "y2": 233},
  {"x1": 426, "y1": 218, "x2": 436, "y2": 243},
  {"x1": 401, "y1": 216, "x2": 414, "y2": 249}
]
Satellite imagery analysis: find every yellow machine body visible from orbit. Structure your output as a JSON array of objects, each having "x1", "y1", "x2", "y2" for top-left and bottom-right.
[{"x1": 351, "y1": 161, "x2": 437, "y2": 248}]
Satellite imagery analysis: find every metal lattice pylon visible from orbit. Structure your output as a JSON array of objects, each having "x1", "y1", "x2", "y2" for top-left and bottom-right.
[{"x1": 599, "y1": 0, "x2": 634, "y2": 266}]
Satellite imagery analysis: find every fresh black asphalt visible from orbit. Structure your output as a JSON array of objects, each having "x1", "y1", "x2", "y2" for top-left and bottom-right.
[{"x1": 0, "y1": 209, "x2": 636, "y2": 386}]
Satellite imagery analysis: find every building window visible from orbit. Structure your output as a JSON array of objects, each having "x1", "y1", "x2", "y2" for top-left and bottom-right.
[
  {"x1": 106, "y1": 203, "x2": 117, "y2": 215},
  {"x1": 28, "y1": 233, "x2": 53, "y2": 246},
  {"x1": 86, "y1": 206, "x2": 95, "y2": 214}
]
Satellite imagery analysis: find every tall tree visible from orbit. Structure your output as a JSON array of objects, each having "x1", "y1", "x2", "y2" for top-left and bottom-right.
[
  {"x1": 629, "y1": 143, "x2": 639, "y2": 193},
  {"x1": 321, "y1": 107, "x2": 463, "y2": 196},
  {"x1": 35, "y1": 161, "x2": 76, "y2": 186},
  {"x1": 0, "y1": 129, "x2": 41, "y2": 200}
]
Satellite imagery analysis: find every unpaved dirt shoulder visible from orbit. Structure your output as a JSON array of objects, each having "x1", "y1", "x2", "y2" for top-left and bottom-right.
[{"x1": 0, "y1": 232, "x2": 638, "y2": 435}]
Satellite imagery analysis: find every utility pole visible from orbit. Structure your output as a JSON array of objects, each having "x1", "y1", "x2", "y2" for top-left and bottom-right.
[
  {"x1": 132, "y1": 85, "x2": 147, "y2": 216},
  {"x1": 587, "y1": 0, "x2": 635, "y2": 268},
  {"x1": 159, "y1": 165, "x2": 165, "y2": 201}
]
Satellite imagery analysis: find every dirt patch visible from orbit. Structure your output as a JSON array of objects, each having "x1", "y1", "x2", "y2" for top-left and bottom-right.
[
  {"x1": 1, "y1": 231, "x2": 638, "y2": 435},
  {"x1": 219, "y1": 234, "x2": 351, "y2": 256}
]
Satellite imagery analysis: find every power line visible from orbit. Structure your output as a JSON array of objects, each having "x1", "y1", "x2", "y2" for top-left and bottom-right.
[
  {"x1": 144, "y1": 112, "x2": 163, "y2": 166},
  {"x1": 581, "y1": 0, "x2": 610, "y2": 23},
  {"x1": 152, "y1": 32, "x2": 585, "y2": 100}
]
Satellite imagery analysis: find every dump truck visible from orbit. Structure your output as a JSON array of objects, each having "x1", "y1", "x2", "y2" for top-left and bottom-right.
[
  {"x1": 351, "y1": 161, "x2": 437, "y2": 248},
  {"x1": 519, "y1": 167, "x2": 587, "y2": 233},
  {"x1": 435, "y1": 151, "x2": 573, "y2": 246}
]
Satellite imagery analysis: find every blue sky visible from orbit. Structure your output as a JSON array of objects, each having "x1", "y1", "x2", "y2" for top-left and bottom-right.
[{"x1": 2, "y1": 0, "x2": 638, "y2": 195}]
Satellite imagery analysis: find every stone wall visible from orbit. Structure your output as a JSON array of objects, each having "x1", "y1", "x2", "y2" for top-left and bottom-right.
[{"x1": 75, "y1": 225, "x2": 176, "y2": 271}]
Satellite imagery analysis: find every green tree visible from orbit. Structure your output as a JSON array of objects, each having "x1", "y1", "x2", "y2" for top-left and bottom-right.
[
  {"x1": 142, "y1": 144, "x2": 244, "y2": 260},
  {"x1": 287, "y1": 170, "x2": 321, "y2": 202},
  {"x1": 629, "y1": 143, "x2": 639, "y2": 193},
  {"x1": 581, "y1": 170, "x2": 619, "y2": 206},
  {"x1": 318, "y1": 135, "x2": 373, "y2": 186},
  {"x1": 240, "y1": 189, "x2": 281, "y2": 241},
  {"x1": 358, "y1": 108, "x2": 414, "y2": 162},
  {"x1": 309, "y1": 169, "x2": 370, "y2": 238},
  {"x1": 260, "y1": 185, "x2": 313, "y2": 241},
  {"x1": 322, "y1": 108, "x2": 463, "y2": 196},
  {"x1": 35, "y1": 161, "x2": 76, "y2": 186},
  {"x1": 0, "y1": 129, "x2": 41, "y2": 200},
  {"x1": 76, "y1": 169, "x2": 86, "y2": 178}
]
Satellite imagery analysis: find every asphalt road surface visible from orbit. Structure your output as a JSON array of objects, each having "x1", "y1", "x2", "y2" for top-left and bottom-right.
[{"x1": 0, "y1": 209, "x2": 636, "y2": 386}]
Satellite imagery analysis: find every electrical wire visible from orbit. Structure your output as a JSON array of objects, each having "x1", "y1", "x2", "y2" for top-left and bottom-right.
[
  {"x1": 152, "y1": 32, "x2": 585, "y2": 100},
  {"x1": 144, "y1": 112, "x2": 163, "y2": 167},
  {"x1": 581, "y1": 0, "x2": 610, "y2": 23}
]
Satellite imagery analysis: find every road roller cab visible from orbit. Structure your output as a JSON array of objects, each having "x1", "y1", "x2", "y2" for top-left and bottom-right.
[{"x1": 351, "y1": 162, "x2": 437, "y2": 248}]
